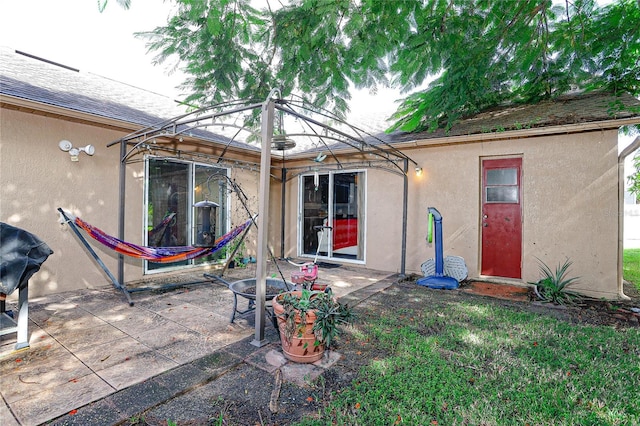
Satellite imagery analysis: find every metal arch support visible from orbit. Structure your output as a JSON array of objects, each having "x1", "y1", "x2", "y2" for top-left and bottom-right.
[
  {"x1": 107, "y1": 89, "x2": 420, "y2": 341},
  {"x1": 283, "y1": 161, "x2": 407, "y2": 180},
  {"x1": 252, "y1": 88, "x2": 278, "y2": 347}
]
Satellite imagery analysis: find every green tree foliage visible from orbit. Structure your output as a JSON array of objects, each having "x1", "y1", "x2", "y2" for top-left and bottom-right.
[
  {"x1": 138, "y1": 0, "x2": 640, "y2": 132},
  {"x1": 629, "y1": 150, "x2": 640, "y2": 200},
  {"x1": 97, "y1": 0, "x2": 131, "y2": 13}
]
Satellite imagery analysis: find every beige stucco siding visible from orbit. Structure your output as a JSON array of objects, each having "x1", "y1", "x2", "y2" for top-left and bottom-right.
[
  {"x1": 279, "y1": 129, "x2": 620, "y2": 299},
  {"x1": 365, "y1": 168, "x2": 405, "y2": 269},
  {"x1": 520, "y1": 130, "x2": 619, "y2": 298},
  {"x1": 1, "y1": 108, "x2": 142, "y2": 296},
  {"x1": 0, "y1": 108, "x2": 263, "y2": 298},
  {"x1": 400, "y1": 129, "x2": 620, "y2": 299},
  {"x1": 228, "y1": 167, "x2": 262, "y2": 257}
]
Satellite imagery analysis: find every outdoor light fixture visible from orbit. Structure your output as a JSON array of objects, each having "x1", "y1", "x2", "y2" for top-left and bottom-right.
[
  {"x1": 58, "y1": 140, "x2": 95, "y2": 162},
  {"x1": 415, "y1": 167, "x2": 423, "y2": 176},
  {"x1": 313, "y1": 153, "x2": 327, "y2": 162}
]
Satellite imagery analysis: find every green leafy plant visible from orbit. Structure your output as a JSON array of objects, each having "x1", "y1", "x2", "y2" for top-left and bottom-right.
[
  {"x1": 530, "y1": 258, "x2": 582, "y2": 305},
  {"x1": 627, "y1": 150, "x2": 640, "y2": 201},
  {"x1": 139, "y1": 0, "x2": 640, "y2": 133},
  {"x1": 623, "y1": 248, "x2": 640, "y2": 293},
  {"x1": 229, "y1": 239, "x2": 248, "y2": 268},
  {"x1": 215, "y1": 238, "x2": 247, "y2": 267},
  {"x1": 278, "y1": 289, "x2": 353, "y2": 348}
]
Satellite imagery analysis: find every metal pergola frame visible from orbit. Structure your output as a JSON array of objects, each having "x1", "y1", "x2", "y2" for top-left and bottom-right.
[{"x1": 107, "y1": 89, "x2": 418, "y2": 345}]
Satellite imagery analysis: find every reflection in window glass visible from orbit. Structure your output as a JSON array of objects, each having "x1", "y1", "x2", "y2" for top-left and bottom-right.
[
  {"x1": 194, "y1": 166, "x2": 228, "y2": 265},
  {"x1": 486, "y1": 168, "x2": 517, "y2": 185},
  {"x1": 300, "y1": 171, "x2": 364, "y2": 261},
  {"x1": 486, "y1": 186, "x2": 518, "y2": 203},
  {"x1": 146, "y1": 159, "x2": 228, "y2": 271},
  {"x1": 147, "y1": 160, "x2": 189, "y2": 270}
]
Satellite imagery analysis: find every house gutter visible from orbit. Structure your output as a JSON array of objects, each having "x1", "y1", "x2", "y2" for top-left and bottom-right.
[{"x1": 618, "y1": 135, "x2": 640, "y2": 300}]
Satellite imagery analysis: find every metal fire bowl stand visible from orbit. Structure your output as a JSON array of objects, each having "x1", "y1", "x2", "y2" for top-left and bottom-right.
[{"x1": 204, "y1": 274, "x2": 292, "y2": 323}]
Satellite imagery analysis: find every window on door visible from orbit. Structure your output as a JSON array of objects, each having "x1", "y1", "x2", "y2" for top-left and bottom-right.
[
  {"x1": 300, "y1": 171, "x2": 365, "y2": 261},
  {"x1": 145, "y1": 158, "x2": 228, "y2": 272}
]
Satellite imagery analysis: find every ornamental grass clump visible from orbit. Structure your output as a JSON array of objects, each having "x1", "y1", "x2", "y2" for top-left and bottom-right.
[{"x1": 530, "y1": 258, "x2": 582, "y2": 305}]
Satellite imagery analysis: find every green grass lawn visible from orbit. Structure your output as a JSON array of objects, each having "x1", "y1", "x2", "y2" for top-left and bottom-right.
[
  {"x1": 624, "y1": 248, "x2": 640, "y2": 292},
  {"x1": 297, "y1": 294, "x2": 640, "y2": 425}
]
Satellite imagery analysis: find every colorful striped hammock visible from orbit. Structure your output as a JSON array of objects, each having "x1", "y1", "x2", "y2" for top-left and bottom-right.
[
  {"x1": 71, "y1": 214, "x2": 251, "y2": 263},
  {"x1": 147, "y1": 212, "x2": 176, "y2": 246}
]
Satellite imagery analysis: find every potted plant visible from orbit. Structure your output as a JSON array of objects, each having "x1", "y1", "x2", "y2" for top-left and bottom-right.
[{"x1": 272, "y1": 289, "x2": 353, "y2": 363}]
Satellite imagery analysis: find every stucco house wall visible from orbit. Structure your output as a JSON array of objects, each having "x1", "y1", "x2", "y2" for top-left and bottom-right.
[
  {"x1": 3, "y1": 48, "x2": 639, "y2": 301},
  {"x1": 280, "y1": 128, "x2": 621, "y2": 299},
  {"x1": 402, "y1": 130, "x2": 620, "y2": 299},
  {"x1": 0, "y1": 108, "x2": 142, "y2": 295},
  {"x1": 0, "y1": 107, "x2": 264, "y2": 298}
]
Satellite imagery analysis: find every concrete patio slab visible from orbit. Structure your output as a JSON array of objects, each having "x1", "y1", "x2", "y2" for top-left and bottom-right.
[{"x1": 0, "y1": 261, "x2": 397, "y2": 425}]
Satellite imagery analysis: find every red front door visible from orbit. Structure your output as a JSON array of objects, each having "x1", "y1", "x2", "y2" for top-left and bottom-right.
[{"x1": 481, "y1": 157, "x2": 522, "y2": 278}]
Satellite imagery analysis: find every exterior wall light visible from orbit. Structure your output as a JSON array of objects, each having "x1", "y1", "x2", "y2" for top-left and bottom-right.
[
  {"x1": 415, "y1": 167, "x2": 423, "y2": 176},
  {"x1": 58, "y1": 140, "x2": 95, "y2": 162}
]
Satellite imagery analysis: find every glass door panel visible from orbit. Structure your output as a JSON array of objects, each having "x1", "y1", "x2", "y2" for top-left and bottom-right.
[
  {"x1": 147, "y1": 159, "x2": 189, "y2": 270},
  {"x1": 300, "y1": 171, "x2": 364, "y2": 261},
  {"x1": 194, "y1": 166, "x2": 229, "y2": 265},
  {"x1": 302, "y1": 174, "x2": 329, "y2": 256},
  {"x1": 332, "y1": 172, "x2": 360, "y2": 260}
]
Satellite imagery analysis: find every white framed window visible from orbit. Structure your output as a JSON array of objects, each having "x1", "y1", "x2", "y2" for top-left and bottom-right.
[{"x1": 144, "y1": 157, "x2": 229, "y2": 273}]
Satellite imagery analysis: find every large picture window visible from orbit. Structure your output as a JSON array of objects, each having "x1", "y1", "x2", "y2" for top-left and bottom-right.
[
  {"x1": 145, "y1": 158, "x2": 228, "y2": 272},
  {"x1": 299, "y1": 170, "x2": 365, "y2": 262}
]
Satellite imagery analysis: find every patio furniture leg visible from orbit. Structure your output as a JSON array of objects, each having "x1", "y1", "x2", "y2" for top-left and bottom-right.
[
  {"x1": 15, "y1": 284, "x2": 28, "y2": 350},
  {"x1": 231, "y1": 293, "x2": 239, "y2": 323},
  {"x1": 0, "y1": 283, "x2": 29, "y2": 350}
]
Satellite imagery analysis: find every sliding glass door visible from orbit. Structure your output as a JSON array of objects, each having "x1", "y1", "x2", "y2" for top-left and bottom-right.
[
  {"x1": 145, "y1": 158, "x2": 228, "y2": 272},
  {"x1": 193, "y1": 165, "x2": 229, "y2": 265},
  {"x1": 300, "y1": 170, "x2": 365, "y2": 261}
]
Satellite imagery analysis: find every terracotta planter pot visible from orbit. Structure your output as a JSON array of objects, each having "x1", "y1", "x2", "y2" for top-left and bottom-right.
[{"x1": 272, "y1": 292, "x2": 325, "y2": 363}]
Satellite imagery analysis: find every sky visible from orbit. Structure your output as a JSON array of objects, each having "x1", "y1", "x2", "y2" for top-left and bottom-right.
[
  {"x1": 0, "y1": 0, "x2": 185, "y2": 98},
  {"x1": 0, "y1": 0, "x2": 635, "y2": 151},
  {"x1": 0, "y1": 0, "x2": 400, "y2": 124}
]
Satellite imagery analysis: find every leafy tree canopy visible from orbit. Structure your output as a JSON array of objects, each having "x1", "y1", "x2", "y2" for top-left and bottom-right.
[
  {"x1": 97, "y1": 0, "x2": 131, "y2": 13},
  {"x1": 629, "y1": 149, "x2": 640, "y2": 200},
  {"x1": 138, "y1": 0, "x2": 640, "y2": 133}
]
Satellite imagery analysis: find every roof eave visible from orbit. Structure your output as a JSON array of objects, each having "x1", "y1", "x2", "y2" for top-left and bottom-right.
[
  {"x1": 1, "y1": 94, "x2": 147, "y2": 132},
  {"x1": 388, "y1": 117, "x2": 640, "y2": 150},
  {"x1": 1, "y1": 94, "x2": 263, "y2": 157}
]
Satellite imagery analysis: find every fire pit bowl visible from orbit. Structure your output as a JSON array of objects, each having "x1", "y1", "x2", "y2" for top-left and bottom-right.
[
  {"x1": 229, "y1": 278, "x2": 290, "y2": 300},
  {"x1": 203, "y1": 274, "x2": 292, "y2": 323}
]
